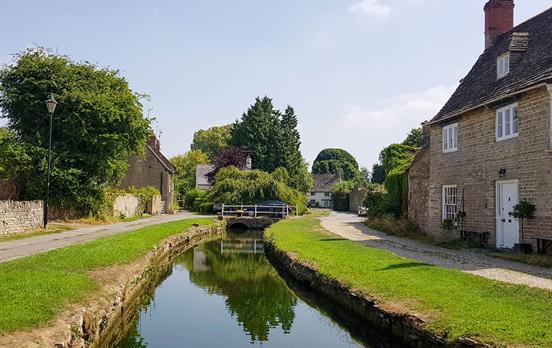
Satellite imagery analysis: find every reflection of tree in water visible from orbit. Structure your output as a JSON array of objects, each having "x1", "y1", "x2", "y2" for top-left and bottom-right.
[
  {"x1": 178, "y1": 239, "x2": 297, "y2": 343},
  {"x1": 116, "y1": 325, "x2": 148, "y2": 348}
]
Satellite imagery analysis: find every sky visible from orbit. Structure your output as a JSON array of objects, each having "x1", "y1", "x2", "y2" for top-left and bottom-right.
[{"x1": 1, "y1": 0, "x2": 551, "y2": 169}]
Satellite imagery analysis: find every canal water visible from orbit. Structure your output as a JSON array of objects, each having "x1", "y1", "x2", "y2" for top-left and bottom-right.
[{"x1": 115, "y1": 231, "x2": 391, "y2": 348}]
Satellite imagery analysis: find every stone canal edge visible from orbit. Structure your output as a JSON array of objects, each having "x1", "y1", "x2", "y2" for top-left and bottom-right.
[
  {"x1": 0, "y1": 221, "x2": 226, "y2": 348},
  {"x1": 263, "y1": 241, "x2": 491, "y2": 348}
]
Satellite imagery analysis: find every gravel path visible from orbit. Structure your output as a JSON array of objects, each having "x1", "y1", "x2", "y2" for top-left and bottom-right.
[
  {"x1": 320, "y1": 212, "x2": 552, "y2": 291},
  {"x1": 0, "y1": 212, "x2": 212, "y2": 263}
]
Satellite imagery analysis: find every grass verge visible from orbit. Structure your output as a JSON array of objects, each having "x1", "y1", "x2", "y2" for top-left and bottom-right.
[
  {"x1": 267, "y1": 215, "x2": 552, "y2": 346},
  {"x1": 0, "y1": 217, "x2": 215, "y2": 334}
]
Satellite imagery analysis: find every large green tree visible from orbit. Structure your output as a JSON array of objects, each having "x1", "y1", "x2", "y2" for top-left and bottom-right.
[
  {"x1": 312, "y1": 148, "x2": 361, "y2": 181},
  {"x1": 191, "y1": 124, "x2": 232, "y2": 160},
  {"x1": 0, "y1": 48, "x2": 151, "y2": 215},
  {"x1": 402, "y1": 128, "x2": 424, "y2": 148},
  {"x1": 171, "y1": 149, "x2": 210, "y2": 202},
  {"x1": 231, "y1": 97, "x2": 312, "y2": 192}
]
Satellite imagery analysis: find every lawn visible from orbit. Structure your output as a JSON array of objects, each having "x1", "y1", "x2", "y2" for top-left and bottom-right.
[
  {"x1": 0, "y1": 217, "x2": 215, "y2": 334},
  {"x1": 266, "y1": 216, "x2": 552, "y2": 346}
]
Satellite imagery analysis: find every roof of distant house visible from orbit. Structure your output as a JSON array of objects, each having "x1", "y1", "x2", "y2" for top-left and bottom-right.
[
  {"x1": 196, "y1": 164, "x2": 215, "y2": 187},
  {"x1": 312, "y1": 174, "x2": 340, "y2": 192},
  {"x1": 430, "y1": 7, "x2": 552, "y2": 123}
]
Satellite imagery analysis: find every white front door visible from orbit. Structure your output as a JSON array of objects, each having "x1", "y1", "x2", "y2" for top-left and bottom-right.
[{"x1": 496, "y1": 181, "x2": 520, "y2": 249}]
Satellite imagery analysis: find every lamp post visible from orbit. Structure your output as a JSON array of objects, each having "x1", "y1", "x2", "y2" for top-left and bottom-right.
[{"x1": 44, "y1": 94, "x2": 58, "y2": 228}]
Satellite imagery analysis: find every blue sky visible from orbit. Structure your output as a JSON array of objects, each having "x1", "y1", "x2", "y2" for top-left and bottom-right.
[{"x1": 1, "y1": 0, "x2": 550, "y2": 169}]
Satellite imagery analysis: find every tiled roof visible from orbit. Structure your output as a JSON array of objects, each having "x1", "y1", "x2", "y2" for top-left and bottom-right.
[
  {"x1": 147, "y1": 144, "x2": 176, "y2": 174},
  {"x1": 431, "y1": 7, "x2": 552, "y2": 123},
  {"x1": 196, "y1": 164, "x2": 214, "y2": 187},
  {"x1": 312, "y1": 174, "x2": 340, "y2": 192}
]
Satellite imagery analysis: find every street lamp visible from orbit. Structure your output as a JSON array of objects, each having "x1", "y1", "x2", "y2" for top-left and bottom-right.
[{"x1": 44, "y1": 94, "x2": 57, "y2": 228}]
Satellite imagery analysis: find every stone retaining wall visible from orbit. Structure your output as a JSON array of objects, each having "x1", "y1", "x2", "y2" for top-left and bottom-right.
[
  {"x1": 265, "y1": 241, "x2": 488, "y2": 348},
  {"x1": 0, "y1": 200, "x2": 43, "y2": 235}
]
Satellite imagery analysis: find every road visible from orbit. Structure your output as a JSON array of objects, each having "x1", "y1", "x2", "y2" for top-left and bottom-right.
[
  {"x1": 321, "y1": 211, "x2": 552, "y2": 291},
  {"x1": 0, "y1": 212, "x2": 212, "y2": 263}
]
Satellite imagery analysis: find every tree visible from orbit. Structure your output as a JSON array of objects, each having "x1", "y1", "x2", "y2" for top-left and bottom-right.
[
  {"x1": 191, "y1": 124, "x2": 232, "y2": 160},
  {"x1": 206, "y1": 146, "x2": 249, "y2": 183},
  {"x1": 379, "y1": 144, "x2": 415, "y2": 176},
  {"x1": 0, "y1": 48, "x2": 151, "y2": 215},
  {"x1": 370, "y1": 163, "x2": 385, "y2": 184},
  {"x1": 402, "y1": 128, "x2": 424, "y2": 148},
  {"x1": 312, "y1": 148, "x2": 361, "y2": 181},
  {"x1": 171, "y1": 150, "x2": 210, "y2": 201},
  {"x1": 231, "y1": 97, "x2": 312, "y2": 192},
  {"x1": 231, "y1": 96, "x2": 282, "y2": 172}
]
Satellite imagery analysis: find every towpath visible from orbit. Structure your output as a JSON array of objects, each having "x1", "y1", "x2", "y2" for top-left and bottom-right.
[
  {"x1": 0, "y1": 212, "x2": 211, "y2": 263},
  {"x1": 321, "y1": 212, "x2": 552, "y2": 291}
]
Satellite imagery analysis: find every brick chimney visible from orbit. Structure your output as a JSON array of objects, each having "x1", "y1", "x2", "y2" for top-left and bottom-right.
[
  {"x1": 148, "y1": 135, "x2": 160, "y2": 151},
  {"x1": 484, "y1": 0, "x2": 515, "y2": 49}
]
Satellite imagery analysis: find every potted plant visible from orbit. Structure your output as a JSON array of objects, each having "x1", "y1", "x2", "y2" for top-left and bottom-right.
[{"x1": 509, "y1": 200, "x2": 536, "y2": 254}]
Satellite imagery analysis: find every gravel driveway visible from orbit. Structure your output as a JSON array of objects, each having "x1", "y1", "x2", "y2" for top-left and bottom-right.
[
  {"x1": 321, "y1": 212, "x2": 552, "y2": 290},
  {"x1": 0, "y1": 212, "x2": 212, "y2": 263}
]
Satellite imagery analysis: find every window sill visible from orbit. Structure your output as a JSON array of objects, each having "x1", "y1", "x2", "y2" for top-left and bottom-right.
[
  {"x1": 496, "y1": 134, "x2": 519, "y2": 142},
  {"x1": 442, "y1": 149, "x2": 458, "y2": 154}
]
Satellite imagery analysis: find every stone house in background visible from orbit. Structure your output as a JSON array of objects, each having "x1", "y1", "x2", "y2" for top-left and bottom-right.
[
  {"x1": 408, "y1": 1, "x2": 552, "y2": 251},
  {"x1": 195, "y1": 156, "x2": 252, "y2": 191},
  {"x1": 119, "y1": 136, "x2": 175, "y2": 212},
  {"x1": 309, "y1": 174, "x2": 340, "y2": 208}
]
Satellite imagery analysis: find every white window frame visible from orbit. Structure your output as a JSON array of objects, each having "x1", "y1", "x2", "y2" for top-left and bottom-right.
[
  {"x1": 442, "y1": 185, "x2": 458, "y2": 221},
  {"x1": 496, "y1": 103, "x2": 518, "y2": 141},
  {"x1": 442, "y1": 123, "x2": 458, "y2": 153},
  {"x1": 497, "y1": 53, "x2": 510, "y2": 79}
]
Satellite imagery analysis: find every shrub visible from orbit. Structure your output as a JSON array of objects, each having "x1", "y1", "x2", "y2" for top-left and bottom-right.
[{"x1": 365, "y1": 215, "x2": 422, "y2": 238}]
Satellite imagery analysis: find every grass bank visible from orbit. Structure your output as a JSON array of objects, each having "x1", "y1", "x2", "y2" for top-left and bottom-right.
[
  {"x1": 0, "y1": 224, "x2": 75, "y2": 242},
  {"x1": 266, "y1": 215, "x2": 552, "y2": 346},
  {"x1": 0, "y1": 217, "x2": 214, "y2": 334}
]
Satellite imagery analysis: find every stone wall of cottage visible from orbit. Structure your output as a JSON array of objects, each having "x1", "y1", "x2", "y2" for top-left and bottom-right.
[
  {"x1": 0, "y1": 200, "x2": 44, "y2": 235},
  {"x1": 118, "y1": 149, "x2": 173, "y2": 212},
  {"x1": 408, "y1": 147, "x2": 430, "y2": 234},
  {"x1": 423, "y1": 86, "x2": 552, "y2": 245}
]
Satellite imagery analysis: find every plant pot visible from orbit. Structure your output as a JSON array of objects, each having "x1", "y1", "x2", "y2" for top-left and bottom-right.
[{"x1": 514, "y1": 243, "x2": 533, "y2": 254}]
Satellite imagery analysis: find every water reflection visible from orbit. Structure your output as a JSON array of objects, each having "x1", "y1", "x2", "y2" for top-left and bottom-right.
[
  {"x1": 184, "y1": 232, "x2": 296, "y2": 342},
  {"x1": 116, "y1": 232, "x2": 371, "y2": 348}
]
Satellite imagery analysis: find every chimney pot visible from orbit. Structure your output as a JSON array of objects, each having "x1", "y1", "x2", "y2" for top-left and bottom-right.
[{"x1": 484, "y1": 0, "x2": 515, "y2": 49}]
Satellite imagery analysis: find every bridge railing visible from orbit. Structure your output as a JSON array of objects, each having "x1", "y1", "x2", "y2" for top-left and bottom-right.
[{"x1": 221, "y1": 204, "x2": 294, "y2": 218}]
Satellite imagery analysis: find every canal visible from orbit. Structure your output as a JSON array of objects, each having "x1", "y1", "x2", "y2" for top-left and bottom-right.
[{"x1": 113, "y1": 231, "x2": 394, "y2": 348}]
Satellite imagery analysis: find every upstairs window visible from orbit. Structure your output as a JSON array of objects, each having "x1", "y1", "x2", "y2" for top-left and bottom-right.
[
  {"x1": 496, "y1": 103, "x2": 518, "y2": 141},
  {"x1": 442, "y1": 123, "x2": 458, "y2": 153},
  {"x1": 497, "y1": 53, "x2": 510, "y2": 79}
]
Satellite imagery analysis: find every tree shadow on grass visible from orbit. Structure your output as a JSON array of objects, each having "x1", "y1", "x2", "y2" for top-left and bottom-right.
[{"x1": 378, "y1": 262, "x2": 432, "y2": 271}]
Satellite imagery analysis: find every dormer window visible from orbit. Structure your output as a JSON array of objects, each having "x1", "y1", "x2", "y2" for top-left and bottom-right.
[{"x1": 497, "y1": 53, "x2": 510, "y2": 79}]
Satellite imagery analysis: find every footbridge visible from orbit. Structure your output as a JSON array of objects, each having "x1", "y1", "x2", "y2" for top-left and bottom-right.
[{"x1": 221, "y1": 204, "x2": 293, "y2": 230}]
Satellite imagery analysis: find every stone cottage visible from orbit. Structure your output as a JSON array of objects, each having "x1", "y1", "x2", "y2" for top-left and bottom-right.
[
  {"x1": 408, "y1": 1, "x2": 552, "y2": 251},
  {"x1": 119, "y1": 136, "x2": 175, "y2": 212}
]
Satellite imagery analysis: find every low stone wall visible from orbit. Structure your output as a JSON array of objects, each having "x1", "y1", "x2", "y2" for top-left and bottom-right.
[
  {"x1": 113, "y1": 194, "x2": 141, "y2": 218},
  {"x1": 264, "y1": 242, "x2": 488, "y2": 348},
  {"x1": 0, "y1": 200, "x2": 43, "y2": 235}
]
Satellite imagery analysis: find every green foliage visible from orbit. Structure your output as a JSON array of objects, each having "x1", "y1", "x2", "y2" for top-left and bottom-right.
[
  {"x1": 267, "y1": 216, "x2": 552, "y2": 347},
  {"x1": 0, "y1": 218, "x2": 214, "y2": 334},
  {"x1": 331, "y1": 181, "x2": 355, "y2": 211},
  {"x1": 370, "y1": 163, "x2": 385, "y2": 184},
  {"x1": 312, "y1": 148, "x2": 361, "y2": 181},
  {"x1": 402, "y1": 128, "x2": 424, "y2": 148},
  {"x1": 209, "y1": 166, "x2": 307, "y2": 214},
  {"x1": 378, "y1": 144, "x2": 415, "y2": 176},
  {"x1": 0, "y1": 48, "x2": 151, "y2": 216},
  {"x1": 191, "y1": 124, "x2": 232, "y2": 160},
  {"x1": 382, "y1": 161, "x2": 410, "y2": 217},
  {"x1": 231, "y1": 97, "x2": 311, "y2": 192},
  {"x1": 509, "y1": 200, "x2": 536, "y2": 242},
  {"x1": 171, "y1": 150, "x2": 210, "y2": 203}
]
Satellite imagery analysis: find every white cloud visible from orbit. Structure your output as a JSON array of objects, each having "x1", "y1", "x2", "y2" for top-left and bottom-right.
[
  {"x1": 349, "y1": 0, "x2": 392, "y2": 18},
  {"x1": 341, "y1": 84, "x2": 457, "y2": 131}
]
